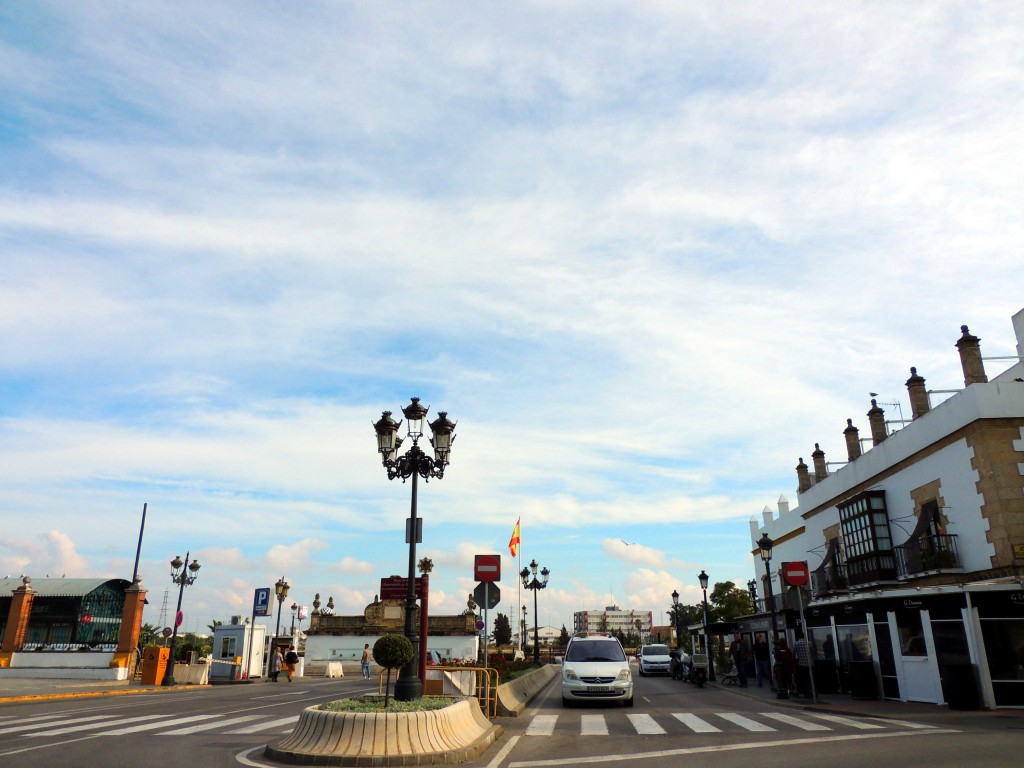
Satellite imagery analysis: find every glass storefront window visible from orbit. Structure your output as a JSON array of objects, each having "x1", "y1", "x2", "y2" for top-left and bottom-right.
[
  {"x1": 980, "y1": 619, "x2": 1024, "y2": 681},
  {"x1": 836, "y1": 625, "x2": 873, "y2": 661}
]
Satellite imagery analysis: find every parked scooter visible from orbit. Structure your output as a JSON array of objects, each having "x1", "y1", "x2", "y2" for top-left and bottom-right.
[
  {"x1": 669, "y1": 650, "x2": 707, "y2": 687},
  {"x1": 688, "y1": 652, "x2": 708, "y2": 687}
]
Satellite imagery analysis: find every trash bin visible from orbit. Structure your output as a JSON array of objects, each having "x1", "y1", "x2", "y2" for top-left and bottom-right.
[
  {"x1": 813, "y1": 659, "x2": 840, "y2": 694},
  {"x1": 847, "y1": 660, "x2": 878, "y2": 700},
  {"x1": 941, "y1": 663, "x2": 980, "y2": 710},
  {"x1": 141, "y1": 646, "x2": 170, "y2": 686}
]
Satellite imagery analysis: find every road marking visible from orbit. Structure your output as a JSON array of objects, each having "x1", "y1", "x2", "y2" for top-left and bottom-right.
[
  {"x1": 161, "y1": 715, "x2": 263, "y2": 734},
  {"x1": 227, "y1": 715, "x2": 300, "y2": 734},
  {"x1": 874, "y1": 718, "x2": 938, "y2": 730},
  {"x1": 506, "y1": 728, "x2": 961, "y2": 767},
  {"x1": 759, "y1": 712, "x2": 832, "y2": 731},
  {"x1": 526, "y1": 715, "x2": 558, "y2": 736},
  {"x1": 103, "y1": 715, "x2": 213, "y2": 735},
  {"x1": 717, "y1": 713, "x2": 776, "y2": 731},
  {"x1": 27, "y1": 715, "x2": 163, "y2": 736},
  {"x1": 580, "y1": 715, "x2": 608, "y2": 735},
  {"x1": 672, "y1": 713, "x2": 720, "y2": 733},
  {"x1": 484, "y1": 734, "x2": 521, "y2": 768},
  {"x1": 627, "y1": 714, "x2": 665, "y2": 735},
  {"x1": 0, "y1": 715, "x2": 116, "y2": 735},
  {"x1": 809, "y1": 713, "x2": 885, "y2": 730}
]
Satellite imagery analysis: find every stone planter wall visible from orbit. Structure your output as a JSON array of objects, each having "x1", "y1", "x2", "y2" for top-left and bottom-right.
[
  {"x1": 265, "y1": 698, "x2": 500, "y2": 766},
  {"x1": 495, "y1": 664, "x2": 558, "y2": 717}
]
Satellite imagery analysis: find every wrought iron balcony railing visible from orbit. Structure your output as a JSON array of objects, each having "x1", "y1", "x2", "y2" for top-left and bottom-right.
[{"x1": 895, "y1": 533, "x2": 961, "y2": 577}]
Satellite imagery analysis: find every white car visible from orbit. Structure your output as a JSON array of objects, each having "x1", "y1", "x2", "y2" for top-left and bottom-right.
[
  {"x1": 638, "y1": 643, "x2": 673, "y2": 676},
  {"x1": 561, "y1": 635, "x2": 633, "y2": 707}
]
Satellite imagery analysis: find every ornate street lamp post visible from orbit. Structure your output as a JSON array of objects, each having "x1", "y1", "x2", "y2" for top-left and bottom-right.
[
  {"x1": 520, "y1": 560, "x2": 550, "y2": 666},
  {"x1": 374, "y1": 397, "x2": 456, "y2": 700},
  {"x1": 521, "y1": 604, "x2": 528, "y2": 654},
  {"x1": 758, "y1": 532, "x2": 788, "y2": 699},
  {"x1": 671, "y1": 589, "x2": 681, "y2": 648},
  {"x1": 163, "y1": 552, "x2": 200, "y2": 686},
  {"x1": 698, "y1": 569, "x2": 715, "y2": 682},
  {"x1": 747, "y1": 579, "x2": 758, "y2": 612},
  {"x1": 273, "y1": 576, "x2": 290, "y2": 651}
]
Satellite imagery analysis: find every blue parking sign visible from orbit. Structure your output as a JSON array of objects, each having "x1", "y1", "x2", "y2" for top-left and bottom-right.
[{"x1": 253, "y1": 587, "x2": 271, "y2": 617}]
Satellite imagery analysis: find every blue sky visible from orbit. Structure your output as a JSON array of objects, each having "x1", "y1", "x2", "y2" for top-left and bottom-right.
[{"x1": 2, "y1": 2, "x2": 1023, "y2": 636}]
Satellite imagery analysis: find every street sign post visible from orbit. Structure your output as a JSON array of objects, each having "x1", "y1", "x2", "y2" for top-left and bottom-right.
[
  {"x1": 782, "y1": 561, "x2": 810, "y2": 587},
  {"x1": 473, "y1": 581, "x2": 500, "y2": 610},
  {"x1": 474, "y1": 554, "x2": 501, "y2": 582},
  {"x1": 253, "y1": 587, "x2": 271, "y2": 617},
  {"x1": 380, "y1": 576, "x2": 426, "y2": 600}
]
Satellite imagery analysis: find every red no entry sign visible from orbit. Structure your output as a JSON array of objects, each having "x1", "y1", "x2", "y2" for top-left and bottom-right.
[
  {"x1": 782, "y1": 561, "x2": 810, "y2": 587},
  {"x1": 474, "y1": 554, "x2": 501, "y2": 582}
]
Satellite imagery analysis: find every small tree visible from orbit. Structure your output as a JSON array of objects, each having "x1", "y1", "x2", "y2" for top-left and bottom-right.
[
  {"x1": 558, "y1": 625, "x2": 571, "y2": 646},
  {"x1": 493, "y1": 613, "x2": 512, "y2": 647},
  {"x1": 373, "y1": 634, "x2": 415, "y2": 708}
]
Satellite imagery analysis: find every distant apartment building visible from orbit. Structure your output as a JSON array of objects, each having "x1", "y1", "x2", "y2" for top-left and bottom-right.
[
  {"x1": 743, "y1": 308, "x2": 1024, "y2": 709},
  {"x1": 574, "y1": 606, "x2": 653, "y2": 639}
]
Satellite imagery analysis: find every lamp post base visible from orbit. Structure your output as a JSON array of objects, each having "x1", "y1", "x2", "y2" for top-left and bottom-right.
[{"x1": 393, "y1": 658, "x2": 422, "y2": 701}]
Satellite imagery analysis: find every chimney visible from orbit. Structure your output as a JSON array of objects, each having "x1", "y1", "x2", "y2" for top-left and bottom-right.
[
  {"x1": 778, "y1": 495, "x2": 790, "y2": 516},
  {"x1": 867, "y1": 399, "x2": 887, "y2": 445},
  {"x1": 762, "y1": 505, "x2": 773, "y2": 526},
  {"x1": 843, "y1": 419, "x2": 862, "y2": 461},
  {"x1": 796, "y1": 457, "x2": 812, "y2": 492},
  {"x1": 956, "y1": 325, "x2": 988, "y2": 385},
  {"x1": 811, "y1": 443, "x2": 827, "y2": 481},
  {"x1": 905, "y1": 366, "x2": 930, "y2": 419}
]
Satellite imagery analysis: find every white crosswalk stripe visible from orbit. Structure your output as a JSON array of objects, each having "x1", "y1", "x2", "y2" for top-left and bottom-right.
[
  {"x1": 226, "y1": 715, "x2": 300, "y2": 734},
  {"x1": 27, "y1": 715, "x2": 164, "y2": 737},
  {"x1": 672, "y1": 713, "x2": 720, "y2": 733},
  {"x1": 580, "y1": 715, "x2": 608, "y2": 735},
  {"x1": 0, "y1": 714, "x2": 116, "y2": 735},
  {"x1": 759, "y1": 712, "x2": 833, "y2": 730},
  {"x1": 627, "y1": 714, "x2": 666, "y2": 735},
  {"x1": 160, "y1": 715, "x2": 263, "y2": 735},
  {"x1": 523, "y1": 711, "x2": 923, "y2": 737}
]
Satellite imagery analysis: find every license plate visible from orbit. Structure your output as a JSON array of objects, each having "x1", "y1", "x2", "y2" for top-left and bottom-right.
[{"x1": 586, "y1": 685, "x2": 611, "y2": 692}]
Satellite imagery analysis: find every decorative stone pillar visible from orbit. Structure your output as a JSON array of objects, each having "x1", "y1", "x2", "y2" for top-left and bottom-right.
[
  {"x1": 796, "y1": 458, "x2": 812, "y2": 492},
  {"x1": 811, "y1": 443, "x2": 827, "y2": 481},
  {"x1": 0, "y1": 576, "x2": 36, "y2": 667},
  {"x1": 110, "y1": 576, "x2": 148, "y2": 671},
  {"x1": 906, "y1": 367, "x2": 930, "y2": 419},
  {"x1": 844, "y1": 419, "x2": 862, "y2": 461},
  {"x1": 956, "y1": 325, "x2": 988, "y2": 385},
  {"x1": 867, "y1": 399, "x2": 887, "y2": 445}
]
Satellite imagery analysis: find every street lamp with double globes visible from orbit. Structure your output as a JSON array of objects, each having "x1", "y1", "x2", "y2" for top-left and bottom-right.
[
  {"x1": 374, "y1": 397, "x2": 457, "y2": 700},
  {"x1": 520, "y1": 560, "x2": 550, "y2": 665},
  {"x1": 747, "y1": 579, "x2": 758, "y2": 611},
  {"x1": 757, "y1": 532, "x2": 788, "y2": 699},
  {"x1": 163, "y1": 552, "x2": 200, "y2": 686},
  {"x1": 697, "y1": 570, "x2": 716, "y2": 682},
  {"x1": 273, "y1": 576, "x2": 290, "y2": 654}
]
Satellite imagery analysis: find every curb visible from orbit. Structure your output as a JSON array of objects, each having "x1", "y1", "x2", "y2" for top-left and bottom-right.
[{"x1": 0, "y1": 684, "x2": 207, "y2": 704}]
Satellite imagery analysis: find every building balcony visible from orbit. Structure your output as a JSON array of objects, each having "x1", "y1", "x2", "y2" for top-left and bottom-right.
[
  {"x1": 895, "y1": 534, "x2": 961, "y2": 578},
  {"x1": 810, "y1": 564, "x2": 850, "y2": 598}
]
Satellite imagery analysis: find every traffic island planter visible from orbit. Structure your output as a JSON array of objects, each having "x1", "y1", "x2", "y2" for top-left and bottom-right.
[{"x1": 265, "y1": 698, "x2": 502, "y2": 766}]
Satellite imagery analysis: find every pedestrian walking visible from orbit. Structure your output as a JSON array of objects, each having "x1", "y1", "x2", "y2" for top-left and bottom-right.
[
  {"x1": 269, "y1": 647, "x2": 283, "y2": 683},
  {"x1": 284, "y1": 645, "x2": 299, "y2": 682},
  {"x1": 793, "y1": 631, "x2": 813, "y2": 697},
  {"x1": 753, "y1": 633, "x2": 771, "y2": 689},
  {"x1": 361, "y1": 643, "x2": 372, "y2": 679},
  {"x1": 729, "y1": 632, "x2": 750, "y2": 687}
]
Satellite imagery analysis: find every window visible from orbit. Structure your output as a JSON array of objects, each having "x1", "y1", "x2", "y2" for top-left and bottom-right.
[{"x1": 839, "y1": 490, "x2": 897, "y2": 585}]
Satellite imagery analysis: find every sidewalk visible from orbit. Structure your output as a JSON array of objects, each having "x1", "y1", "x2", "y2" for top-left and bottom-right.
[{"x1": 713, "y1": 675, "x2": 1023, "y2": 725}]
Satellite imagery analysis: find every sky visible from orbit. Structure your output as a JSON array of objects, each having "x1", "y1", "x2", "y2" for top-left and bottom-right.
[{"x1": 2, "y1": 2, "x2": 1023, "y2": 639}]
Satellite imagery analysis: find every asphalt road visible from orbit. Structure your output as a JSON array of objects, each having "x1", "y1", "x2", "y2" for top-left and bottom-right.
[
  {"x1": 2, "y1": 672, "x2": 1021, "y2": 768},
  {"x1": 466, "y1": 671, "x2": 1024, "y2": 768},
  {"x1": 0, "y1": 676, "x2": 378, "y2": 768}
]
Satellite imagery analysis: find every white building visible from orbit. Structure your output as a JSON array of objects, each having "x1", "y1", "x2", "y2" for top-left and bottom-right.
[
  {"x1": 573, "y1": 606, "x2": 653, "y2": 640},
  {"x1": 746, "y1": 309, "x2": 1024, "y2": 709}
]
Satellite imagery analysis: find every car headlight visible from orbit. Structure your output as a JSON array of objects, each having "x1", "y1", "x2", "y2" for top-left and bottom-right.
[
  {"x1": 616, "y1": 669, "x2": 631, "y2": 681},
  {"x1": 564, "y1": 668, "x2": 580, "y2": 681}
]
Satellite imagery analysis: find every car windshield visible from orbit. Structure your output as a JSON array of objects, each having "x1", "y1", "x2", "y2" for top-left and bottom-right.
[
  {"x1": 642, "y1": 645, "x2": 670, "y2": 657},
  {"x1": 566, "y1": 640, "x2": 626, "y2": 662}
]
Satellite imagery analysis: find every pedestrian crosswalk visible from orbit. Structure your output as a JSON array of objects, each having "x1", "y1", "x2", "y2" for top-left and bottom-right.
[
  {"x1": 524, "y1": 711, "x2": 937, "y2": 737},
  {"x1": 0, "y1": 711, "x2": 300, "y2": 740}
]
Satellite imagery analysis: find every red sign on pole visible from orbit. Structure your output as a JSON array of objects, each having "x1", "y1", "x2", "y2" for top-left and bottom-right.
[
  {"x1": 380, "y1": 576, "x2": 426, "y2": 600},
  {"x1": 474, "y1": 554, "x2": 501, "y2": 582},
  {"x1": 782, "y1": 561, "x2": 810, "y2": 587}
]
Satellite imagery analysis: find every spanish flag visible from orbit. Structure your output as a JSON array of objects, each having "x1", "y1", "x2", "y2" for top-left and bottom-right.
[{"x1": 508, "y1": 518, "x2": 521, "y2": 557}]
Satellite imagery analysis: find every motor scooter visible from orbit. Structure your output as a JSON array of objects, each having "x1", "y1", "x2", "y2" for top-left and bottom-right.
[{"x1": 688, "y1": 652, "x2": 708, "y2": 687}]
